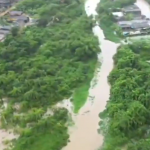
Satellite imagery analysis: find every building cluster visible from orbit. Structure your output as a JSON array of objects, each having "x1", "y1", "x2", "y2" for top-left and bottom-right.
[
  {"x1": 7, "y1": 11, "x2": 29, "y2": 25},
  {"x1": 112, "y1": 4, "x2": 150, "y2": 36},
  {"x1": 0, "y1": 10, "x2": 30, "y2": 41}
]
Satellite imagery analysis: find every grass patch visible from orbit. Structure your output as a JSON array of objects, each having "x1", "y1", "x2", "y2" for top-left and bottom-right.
[{"x1": 73, "y1": 59, "x2": 97, "y2": 113}]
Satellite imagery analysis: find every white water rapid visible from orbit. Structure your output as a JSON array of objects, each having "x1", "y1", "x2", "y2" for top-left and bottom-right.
[{"x1": 62, "y1": 0, "x2": 119, "y2": 150}]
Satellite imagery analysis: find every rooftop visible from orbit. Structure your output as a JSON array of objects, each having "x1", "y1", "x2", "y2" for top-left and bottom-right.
[
  {"x1": 9, "y1": 11, "x2": 23, "y2": 16},
  {"x1": 122, "y1": 4, "x2": 141, "y2": 12},
  {"x1": 0, "y1": 26, "x2": 12, "y2": 30},
  {"x1": 10, "y1": 15, "x2": 29, "y2": 20},
  {"x1": 112, "y1": 12, "x2": 124, "y2": 17},
  {"x1": 118, "y1": 20, "x2": 150, "y2": 28},
  {"x1": 118, "y1": 20, "x2": 148, "y2": 25},
  {"x1": 131, "y1": 22, "x2": 150, "y2": 29},
  {"x1": 0, "y1": 29, "x2": 10, "y2": 35},
  {"x1": 0, "y1": 0, "x2": 11, "y2": 3}
]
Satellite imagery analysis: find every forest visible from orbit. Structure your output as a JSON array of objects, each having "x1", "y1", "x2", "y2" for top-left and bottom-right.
[
  {"x1": 96, "y1": 0, "x2": 136, "y2": 42},
  {"x1": 0, "y1": 0, "x2": 100, "y2": 149},
  {"x1": 100, "y1": 39, "x2": 150, "y2": 150}
]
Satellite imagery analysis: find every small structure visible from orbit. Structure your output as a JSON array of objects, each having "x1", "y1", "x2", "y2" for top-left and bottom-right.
[
  {"x1": 0, "y1": 30, "x2": 10, "y2": 35},
  {"x1": 9, "y1": 11, "x2": 23, "y2": 16},
  {"x1": 131, "y1": 21, "x2": 150, "y2": 29},
  {"x1": 0, "y1": 0, "x2": 11, "y2": 8},
  {"x1": 122, "y1": 5, "x2": 141, "y2": 16},
  {"x1": 0, "y1": 26, "x2": 12, "y2": 30},
  {"x1": 118, "y1": 20, "x2": 150, "y2": 30},
  {"x1": 0, "y1": 26, "x2": 11, "y2": 35},
  {"x1": 112, "y1": 12, "x2": 124, "y2": 17},
  {"x1": 16, "y1": 15, "x2": 29, "y2": 23},
  {"x1": 8, "y1": 15, "x2": 29, "y2": 23},
  {"x1": 112, "y1": 12, "x2": 124, "y2": 20},
  {"x1": 118, "y1": 21, "x2": 132, "y2": 29},
  {"x1": 0, "y1": 26, "x2": 12, "y2": 31}
]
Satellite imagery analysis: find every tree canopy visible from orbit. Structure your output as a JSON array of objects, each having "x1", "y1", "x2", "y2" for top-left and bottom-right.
[{"x1": 0, "y1": 0, "x2": 100, "y2": 149}]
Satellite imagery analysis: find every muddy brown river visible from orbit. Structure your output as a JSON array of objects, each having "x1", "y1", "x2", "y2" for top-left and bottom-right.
[{"x1": 62, "y1": 0, "x2": 119, "y2": 150}]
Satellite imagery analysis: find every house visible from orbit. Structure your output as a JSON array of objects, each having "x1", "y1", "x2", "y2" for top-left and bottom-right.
[
  {"x1": 118, "y1": 21, "x2": 132, "y2": 29},
  {"x1": 0, "y1": 26, "x2": 12, "y2": 30},
  {"x1": 112, "y1": 11, "x2": 144, "y2": 21},
  {"x1": 122, "y1": 5, "x2": 141, "y2": 16},
  {"x1": 0, "y1": 0, "x2": 11, "y2": 8},
  {"x1": 0, "y1": 26, "x2": 11, "y2": 35},
  {"x1": 16, "y1": 15, "x2": 29, "y2": 23},
  {"x1": 0, "y1": 29, "x2": 10, "y2": 35},
  {"x1": 118, "y1": 20, "x2": 150, "y2": 30},
  {"x1": 9, "y1": 11, "x2": 23, "y2": 16},
  {"x1": 131, "y1": 21, "x2": 150, "y2": 29},
  {"x1": 8, "y1": 15, "x2": 29, "y2": 23}
]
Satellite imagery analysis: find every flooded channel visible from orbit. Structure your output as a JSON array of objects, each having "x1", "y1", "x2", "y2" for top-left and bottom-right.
[{"x1": 62, "y1": 0, "x2": 119, "y2": 150}]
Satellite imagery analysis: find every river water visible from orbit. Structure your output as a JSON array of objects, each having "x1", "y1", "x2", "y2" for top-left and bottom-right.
[{"x1": 62, "y1": 0, "x2": 119, "y2": 150}]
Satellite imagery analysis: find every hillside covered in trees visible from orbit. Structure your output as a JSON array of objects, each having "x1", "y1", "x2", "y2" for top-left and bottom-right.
[
  {"x1": 100, "y1": 40, "x2": 150, "y2": 150},
  {"x1": 0, "y1": 0, "x2": 100, "y2": 149}
]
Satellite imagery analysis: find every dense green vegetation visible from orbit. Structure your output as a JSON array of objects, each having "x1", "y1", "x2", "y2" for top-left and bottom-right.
[
  {"x1": 100, "y1": 40, "x2": 150, "y2": 150},
  {"x1": 0, "y1": 0, "x2": 100, "y2": 149},
  {"x1": 96, "y1": 0, "x2": 135, "y2": 42}
]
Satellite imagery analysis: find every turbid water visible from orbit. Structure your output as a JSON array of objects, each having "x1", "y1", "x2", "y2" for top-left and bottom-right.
[{"x1": 62, "y1": 0, "x2": 119, "y2": 150}]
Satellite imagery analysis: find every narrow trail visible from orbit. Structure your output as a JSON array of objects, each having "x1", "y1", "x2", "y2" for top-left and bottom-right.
[{"x1": 62, "y1": 0, "x2": 119, "y2": 150}]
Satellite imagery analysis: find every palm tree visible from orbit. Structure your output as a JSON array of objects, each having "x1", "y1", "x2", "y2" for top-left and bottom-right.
[
  {"x1": 9, "y1": 87, "x2": 22, "y2": 97},
  {"x1": 23, "y1": 89, "x2": 39, "y2": 101},
  {"x1": 0, "y1": 75, "x2": 7, "y2": 85}
]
